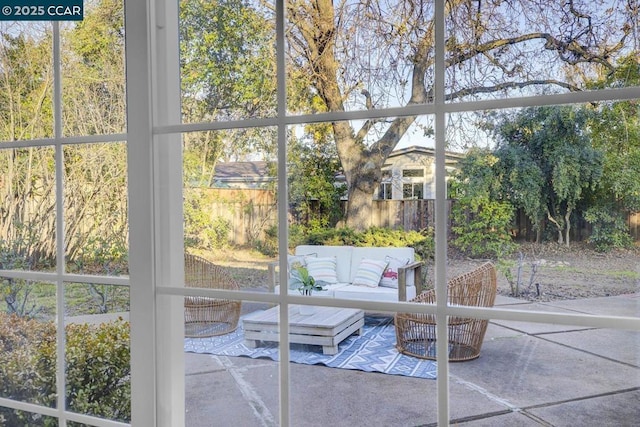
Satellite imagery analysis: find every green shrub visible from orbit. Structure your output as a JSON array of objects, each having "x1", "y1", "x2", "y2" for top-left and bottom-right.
[
  {"x1": 0, "y1": 313, "x2": 130, "y2": 425},
  {"x1": 451, "y1": 197, "x2": 516, "y2": 259},
  {"x1": 302, "y1": 227, "x2": 435, "y2": 261},
  {"x1": 585, "y1": 206, "x2": 633, "y2": 252}
]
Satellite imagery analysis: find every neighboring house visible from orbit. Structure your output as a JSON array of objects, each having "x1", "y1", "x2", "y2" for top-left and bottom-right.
[
  {"x1": 211, "y1": 161, "x2": 275, "y2": 189},
  {"x1": 376, "y1": 146, "x2": 463, "y2": 200},
  {"x1": 211, "y1": 146, "x2": 463, "y2": 198}
]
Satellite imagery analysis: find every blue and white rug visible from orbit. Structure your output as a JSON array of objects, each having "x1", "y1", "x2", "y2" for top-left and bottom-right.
[{"x1": 185, "y1": 314, "x2": 437, "y2": 379}]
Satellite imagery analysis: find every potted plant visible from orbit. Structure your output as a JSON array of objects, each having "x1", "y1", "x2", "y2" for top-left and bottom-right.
[
  {"x1": 295, "y1": 266, "x2": 323, "y2": 295},
  {"x1": 294, "y1": 266, "x2": 323, "y2": 315}
]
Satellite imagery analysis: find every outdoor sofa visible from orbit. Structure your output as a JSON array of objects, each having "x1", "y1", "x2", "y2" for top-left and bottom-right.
[{"x1": 268, "y1": 245, "x2": 424, "y2": 302}]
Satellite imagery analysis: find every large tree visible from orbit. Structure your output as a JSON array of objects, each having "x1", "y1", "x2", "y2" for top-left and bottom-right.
[
  {"x1": 285, "y1": 0, "x2": 637, "y2": 229},
  {"x1": 493, "y1": 106, "x2": 603, "y2": 245}
]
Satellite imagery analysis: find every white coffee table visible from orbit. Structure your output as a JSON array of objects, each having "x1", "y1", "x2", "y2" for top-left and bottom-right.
[{"x1": 243, "y1": 305, "x2": 364, "y2": 355}]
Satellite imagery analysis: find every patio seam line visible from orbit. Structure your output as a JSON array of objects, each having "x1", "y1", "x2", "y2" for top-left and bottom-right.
[
  {"x1": 213, "y1": 355, "x2": 278, "y2": 427},
  {"x1": 532, "y1": 334, "x2": 640, "y2": 369},
  {"x1": 519, "y1": 386, "x2": 640, "y2": 412}
]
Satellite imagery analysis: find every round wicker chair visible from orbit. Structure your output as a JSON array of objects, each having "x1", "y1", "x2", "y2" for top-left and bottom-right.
[
  {"x1": 184, "y1": 253, "x2": 242, "y2": 338},
  {"x1": 395, "y1": 262, "x2": 497, "y2": 362}
]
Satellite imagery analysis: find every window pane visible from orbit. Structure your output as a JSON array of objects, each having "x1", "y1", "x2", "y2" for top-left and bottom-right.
[
  {"x1": 65, "y1": 283, "x2": 130, "y2": 424},
  {"x1": 0, "y1": 147, "x2": 57, "y2": 271},
  {"x1": 0, "y1": 283, "x2": 57, "y2": 419},
  {"x1": 449, "y1": 317, "x2": 640, "y2": 424},
  {"x1": 180, "y1": 0, "x2": 277, "y2": 123},
  {"x1": 61, "y1": 1, "x2": 126, "y2": 137},
  {"x1": 184, "y1": 297, "x2": 280, "y2": 425},
  {"x1": 286, "y1": 0, "x2": 435, "y2": 115},
  {"x1": 0, "y1": 23, "x2": 53, "y2": 142},
  {"x1": 403, "y1": 169, "x2": 424, "y2": 178},
  {"x1": 445, "y1": 1, "x2": 639, "y2": 102},
  {"x1": 64, "y1": 143, "x2": 128, "y2": 276},
  {"x1": 183, "y1": 128, "x2": 277, "y2": 272}
]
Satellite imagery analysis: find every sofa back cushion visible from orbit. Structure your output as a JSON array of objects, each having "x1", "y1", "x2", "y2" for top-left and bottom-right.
[{"x1": 295, "y1": 245, "x2": 353, "y2": 283}]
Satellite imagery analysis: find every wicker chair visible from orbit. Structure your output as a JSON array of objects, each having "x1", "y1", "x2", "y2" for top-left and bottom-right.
[
  {"x1": 395, "y1": 262, "x2": 497, "y2": 361},
  {"x1": 184, "y1": 253, "x2": 242, "y2": 337}
]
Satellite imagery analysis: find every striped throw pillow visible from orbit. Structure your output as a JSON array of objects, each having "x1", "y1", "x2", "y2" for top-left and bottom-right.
[
  {"x1": 306, "y1": 256, "x2": 338, "y2": 284},
  {"x1": 352, "y1": 258, "x2": 388, "y2": 288}
]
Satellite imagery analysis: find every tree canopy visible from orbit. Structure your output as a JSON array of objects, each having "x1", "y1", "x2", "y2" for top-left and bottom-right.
[{"x1": 284, "y1": 0, "x2": 637, "y2": 229}]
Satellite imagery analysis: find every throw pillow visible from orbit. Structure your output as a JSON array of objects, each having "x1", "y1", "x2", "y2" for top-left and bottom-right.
[
  {"x1": 352, "y1": 258, "x2": 388, "y2": 288},
  {"x1": 305, "y1": 256, "x2": 338, "y2": 284},
  {"x1": 379, "y1": 256, "x2": 410, "y2": 288}
]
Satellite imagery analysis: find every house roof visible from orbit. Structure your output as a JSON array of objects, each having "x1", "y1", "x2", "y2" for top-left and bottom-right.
[
  {"x1": 212, "y1": 146, "x2": 463, "y2": 186},
  {"x1": 214, "y1": 161, "x2": 271, "y2": 179},
  {"x1": 211, "y1": 161, "x2": 274, "y2": 187},
  {"x1": 386, "y1": 145, "x2": 464, "y2": 163}
]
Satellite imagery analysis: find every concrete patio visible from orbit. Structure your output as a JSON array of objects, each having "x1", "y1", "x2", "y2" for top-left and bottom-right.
[{"x1": 185, "y1": 293, "x2": 640, "y2": 426}]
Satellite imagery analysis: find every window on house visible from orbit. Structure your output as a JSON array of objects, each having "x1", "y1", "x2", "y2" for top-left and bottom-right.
[
  {"x1": 378, "y1": 182, "x2": 392, "y2": 199},
  {"x1": 403, "y1": 183, "x2": 424, "y2": 199},
  {"x1": 402, "y1": 168, "x2": 424, "y2": 177}
]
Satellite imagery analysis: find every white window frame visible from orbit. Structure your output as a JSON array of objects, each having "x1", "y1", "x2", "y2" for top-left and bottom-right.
[{"x1": 122, "y1": 1, "x2": 640, "y2": 427}]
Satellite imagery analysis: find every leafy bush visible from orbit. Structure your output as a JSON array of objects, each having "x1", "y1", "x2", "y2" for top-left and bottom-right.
[
  {"x1": 450, "y1": 197, "x2": 516, "y2": 259},
  {"x1": 585, "y1": 206, "x2": 633, "y2": 252},
  {"x1": 0, "y1": 313, "x2": 130, "y2": 425},
  {"x1": 184, "y1": 191, "x2": 232, "y2": 250},
  {"x1": 301, "y1": 227, "x2": 435, "y2": 261}
]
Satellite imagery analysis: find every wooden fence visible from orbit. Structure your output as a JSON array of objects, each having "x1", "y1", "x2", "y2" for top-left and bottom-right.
[{"x1": 195, "y1": 188, "x2": 640, "y2": 245}]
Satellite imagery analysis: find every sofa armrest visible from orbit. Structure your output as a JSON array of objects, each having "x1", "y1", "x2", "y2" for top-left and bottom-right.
[{"x1": 397, "y1": 261, "x2": 425, "y2": 301}]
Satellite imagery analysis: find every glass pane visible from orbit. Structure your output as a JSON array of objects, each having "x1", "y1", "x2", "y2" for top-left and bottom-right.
[
  {"x1": 65, "y1": 283, "x2": 129, "y2": 317},
  {"x1": 180, "y1": 0, "x2": 277, "y2": 123},
  {"x1": 184, "y1": 297, "x2": 279, "y2": 425},
  {"x1": 446, "y1": 102, "x2": 640, "y2": 291},
  {"x1": 0, "y1": 22, "x2": 54, "y2": 142},
  {"x1": 449, "y1": 316, "x2": 640, "y2": 424},
  {"x1": 445, "y1": 0, "x2": 639, "y2": 102},
  {"x1": 64, "y1": 143, "x2": 129, "y2": 276},
  {"x1": 0, "y1": 146, "x2": 57, "y2": 271},
  {"x1": 183, "y1": 128, "x2": 278, "y2": 294},
  {"x1": 0, "y1": 410, "x2": 58, "y2": 426},
  {"x1": 286, "y1": 0, "x2": 436, "y2": 114},
  {"x1": 0, "y1": 282, "x2": 57, "y2": 419},
  {"x1": 65, "y1": 283, "x2": 130, "y2": 424},
  {"x1": 61, "y1": 1, "x2": 126, "y2": 136}
]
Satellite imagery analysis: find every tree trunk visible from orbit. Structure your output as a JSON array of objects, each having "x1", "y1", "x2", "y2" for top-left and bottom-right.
[
  {"x1": 344, "y1": 185, "x2": 374, "y2": 229},
  {"x1": 564, "y1": 209, "x2": 572, "y2": 247}
]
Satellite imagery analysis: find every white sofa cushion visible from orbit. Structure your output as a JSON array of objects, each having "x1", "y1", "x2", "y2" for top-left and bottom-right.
[{"x1": 334, "y1": 284, "x2": 417, "y2": 302}]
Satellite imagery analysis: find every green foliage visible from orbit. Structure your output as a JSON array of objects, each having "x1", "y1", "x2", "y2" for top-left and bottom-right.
[
  {"x1": 583, "y1": 55, "x2": 640, "y2": 249},
  {"x1": 65, "y1": 319, "x2": 130, "y2": 422},
  {"x1": 297, "y1": 227, "x2": 435, "y2": 261},
  {"x1": 451, "y1": 197, "x2": 517, "y2": 259},
  {"x1": 184, "y1": 191, "x2": 232, "y2": 250},
  {"x1": 490, "y1": 106, "x2": 604, "y2": 245},
  {"x1": 0, "y1": 314, "x2": 130, "y2": 425},
  {"x1": 584, "y1": 205, "x2": 633, "y2": 252},
  {"x1": 449, "y1": 148, "x2": 517, "y2": 258},
  {"x1": 288, "y1": 126, "x2": 347, "y2": 229}
]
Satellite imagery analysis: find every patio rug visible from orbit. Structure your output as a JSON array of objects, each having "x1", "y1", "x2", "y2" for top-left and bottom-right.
[{"x1": 184, "y1": 314, "x2": 437, "y2": 379}]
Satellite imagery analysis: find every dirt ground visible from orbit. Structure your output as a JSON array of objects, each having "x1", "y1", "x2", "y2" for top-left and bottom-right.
[
  {"x1": 441, "y1": 242, "x2": 640, "y2": 301},
  {"x1": 206, "y1": 242, "x2": 639, "y2": 302}
]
